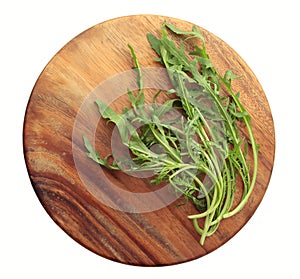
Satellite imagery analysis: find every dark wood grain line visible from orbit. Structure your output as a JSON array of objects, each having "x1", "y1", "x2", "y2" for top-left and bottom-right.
[{"x1": 32, "y1": 177, "x2": 157, "y2": 265}]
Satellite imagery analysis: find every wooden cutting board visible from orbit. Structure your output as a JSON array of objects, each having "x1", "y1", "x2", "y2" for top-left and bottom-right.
[{"x1": 23, "y1": 15, "x2": 275, "y2": 266}]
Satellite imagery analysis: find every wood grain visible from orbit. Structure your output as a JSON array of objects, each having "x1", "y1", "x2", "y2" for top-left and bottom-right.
[{"x1": 23, "y1": 15, "x2": 275, "y2": 266}]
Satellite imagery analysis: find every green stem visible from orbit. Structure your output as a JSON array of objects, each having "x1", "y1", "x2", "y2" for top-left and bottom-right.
[{"x1": 149, "y1": 125, "x2": 182, "y2": 163}]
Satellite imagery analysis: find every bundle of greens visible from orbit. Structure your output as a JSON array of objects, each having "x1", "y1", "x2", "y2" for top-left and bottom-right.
[{"x1": 83, "y1": 23, "x2": 259, "y2": 245}]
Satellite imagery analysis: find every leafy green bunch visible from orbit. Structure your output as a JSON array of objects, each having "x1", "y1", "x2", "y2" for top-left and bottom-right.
[{"x1": 84, "y1": 23, "x2": 259, "y2": 245}]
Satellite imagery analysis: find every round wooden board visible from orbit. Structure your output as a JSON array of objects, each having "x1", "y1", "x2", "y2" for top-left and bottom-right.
[{"x1": 23, "y1": 15, "x2": 275, "y2": 266}]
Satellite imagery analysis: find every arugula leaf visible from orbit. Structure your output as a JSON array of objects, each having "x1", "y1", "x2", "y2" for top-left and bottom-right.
[
  {"x1": 164, "y1": 23, "x2": 204, "y2": 41},
  {"x1": 146, "y1": 33, "x2": 162, "y2": 56}
]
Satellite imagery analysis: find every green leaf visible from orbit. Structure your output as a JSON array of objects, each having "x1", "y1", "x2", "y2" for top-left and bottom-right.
[
  {"x1": 127, "y1": 89, "x2": 135, "y2": 106},
  {"x1": 223, "y1": 70, "x2": 241, "y2": 86},
  {"x1": 164, "y1": 23, "x2": 204, "y2": 41},
  {"x1": 83, "y1": 134, "x2": 98, "y2": 162},
  {"x1": 231, "y1": 110, "x2": 250, "y2": 120},
  {"x1": 128, "y1": 44, "x2": 144, "y2": 106},
  {"x1": 190, "y1": 45, "x2": 208, "y2": 58},
  {"x1": 147, "y1": 33, "x2": 162, "y2": 56},
  {"x1": 95, "y1": 99, "x2": 135, "y2": 145},
  {"x1": 95, "y1": 100, "x2": 121, "y2": 123}
]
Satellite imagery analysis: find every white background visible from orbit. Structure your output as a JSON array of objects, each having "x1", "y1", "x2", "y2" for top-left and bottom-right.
[{"x1": 1, "y1": 0, "x2": 299, "y2": 278}]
